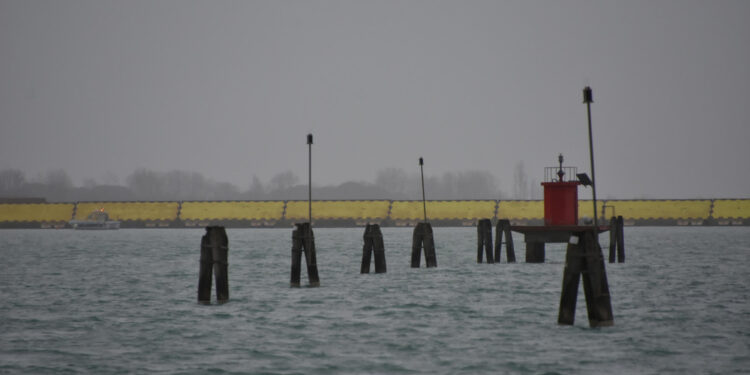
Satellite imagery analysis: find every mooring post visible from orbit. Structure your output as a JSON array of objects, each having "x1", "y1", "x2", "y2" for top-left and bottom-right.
[
  {"x1": 525, "y1": 242, "x2": 545, "y2": 263},
  {"x1": 197, "y1": 231, "x2": 213, "y2": 304},
  {"x1": 291, "y1": 222, "x2": 320, "y2": 287},
  {"x1": 410, "y1": 157, "x2": 436, "y2": 268},
  {"x1": 361, "y1": 225, "x2": 373, "y2": 273},
  {"x1": 197, "y1": 226, "x2": 229, "y2": 304},
  {"x1": 411, "y1": 222, "x2": 437, "y2": 268},
  {"x1": 494, "y1": 219, "x2": 516, "y2": 263},
  {"x1": 423, "y1": 223, "x2": 437, "y2": 267},
  {"x1": 372, "y1": 224, "x2": 387, "y2": 273},
  {"x1": 291, "y1": 224, "x2": 303, "y2": 287},
  {"x1": 608, "y1": 216, "x2": 617, "y2": 263},
  {"x1": 616, "y1": 215, "x2": 625, "y2": 262},
  {"x1": 411, "y1": 223, "x2": 422, "y2": 268},
  {"x1": 361, "y1": 223, "x2": 387, "y2": 273},
  {"x1": 477, "y1": 219, "x2": 494, "y2": 263},
  {"x1": 558, "y1": 230, "x2": 614, "y2": 327}
]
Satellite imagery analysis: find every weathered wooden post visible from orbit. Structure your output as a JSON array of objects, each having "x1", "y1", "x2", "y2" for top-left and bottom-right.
[
  {"x1": 616, "y1": 215, "x2": 625, "y2": 262},
  {"x1": 494, "y1": 219, "x2": 516, "y2": 263},
  {"x1": 197, "y1": 226, "x2": 229, "y2": 304},
  {"x1": 361, "y1": 223, "x2": 386, "y2": 273},
  {"x1": 608, "y1": 216, "x2": 617, "y2": 263},
  {"x1": 477, "y1": 219, "x2": 494, "y2": 263},
  {"x1": 525, "y1": 242, "x2": 545, "y2": 263},
  {"x1": 411, "y1": 222, "x2": 437, "y2": 268},
  {"x1": 608, "y1": 215, "x2": 625, "y2": 263},
  {"x1": 558, "y1": 230, "x2": 614, "y2": 327},
  {"x1": 291, "y1": 222, "x2": 320, "y2": 287}
]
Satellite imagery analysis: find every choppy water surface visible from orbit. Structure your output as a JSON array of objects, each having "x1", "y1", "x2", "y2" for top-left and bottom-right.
[{"x1": 1, "y1": 227, "x2": 748, "y2": 374}]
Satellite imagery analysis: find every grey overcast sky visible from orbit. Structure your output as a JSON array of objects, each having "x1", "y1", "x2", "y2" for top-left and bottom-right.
[{"x1": 1, "y1": 0, "x2": 748, "y2": 199}]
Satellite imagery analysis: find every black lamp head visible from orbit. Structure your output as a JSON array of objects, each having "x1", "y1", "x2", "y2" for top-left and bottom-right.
[
  {"x1": 583, "y1": 86, "x2": 593, "y2": 104},
  {"x1": 419, "y1": 157, "x2": 424, "y2": 166},
  {"x1": 307, "y1": 133, "x2": 313, "y2": 145}
]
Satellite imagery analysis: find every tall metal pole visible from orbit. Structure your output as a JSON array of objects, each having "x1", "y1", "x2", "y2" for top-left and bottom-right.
[
  {"x1": 583, "y1": 86, "x2": 598, "y2": 232},
  {"x1": 307, "y1": 133, "x2": 313, "y2": 224},
  {"x1": 419, "y1": 157, "x2": 427, "y2": 223}
]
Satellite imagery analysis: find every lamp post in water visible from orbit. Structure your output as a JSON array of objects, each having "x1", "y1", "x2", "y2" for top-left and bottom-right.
[{"x1": 583, "y1": 86, "x2": 598, "y2": 232}]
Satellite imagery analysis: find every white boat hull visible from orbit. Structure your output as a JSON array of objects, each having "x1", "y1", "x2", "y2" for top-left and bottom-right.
[{"x1": 70, "y1": 221, "x2": 120, "y2": 230}]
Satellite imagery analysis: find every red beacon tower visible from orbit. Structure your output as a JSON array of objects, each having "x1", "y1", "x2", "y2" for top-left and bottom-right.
[{"x1": 541, "y1": 154, "x2": 580, "y2": 226}]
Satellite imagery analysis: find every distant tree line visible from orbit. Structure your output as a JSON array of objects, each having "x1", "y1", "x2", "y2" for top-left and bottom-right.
[{"x1": 0, "y1": 164, "x2": 541, "y2": 202}]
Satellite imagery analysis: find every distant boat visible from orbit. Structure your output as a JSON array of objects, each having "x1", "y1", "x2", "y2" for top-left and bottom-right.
[{"x1": 70, "y1": 208, "x2": 120, "y2": 230}]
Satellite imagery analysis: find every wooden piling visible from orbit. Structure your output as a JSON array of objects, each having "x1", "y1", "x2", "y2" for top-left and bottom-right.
[
  {"x1": 411, "y1": 222, "x2": 437, "y2": 268},
  {"x1": 608, "y1": 216, "x2": 617, "y2": 263},
  {"x1": 558, "y1": 230, "x2": 614, "y2": 327},
  {"x1": 608, "y1": 216, "x2": 625, "y2": 263},
  {"x1": 477, "y1": 219, "x2": 494, "y2": 263},
  {"x1": 197, "y1": 234, "x2": 213, "y2": 304},
  {"x1": 291, "y1": 222, "x2": 320, "y2": 287},
  {"x1": 616, "y1": 215, "x2": 625, "y2": 263},
  {"x1": 197, "y1": 226, "x2": 229, "y2": 304},
  {"x1": 361, "y1": 223, "x2": 387, "y2": 273},
  {"x1": 525, "y1": 242, "x2": 545, "y2": 263},
  {"x1": 494, "y1": 219, "x2": 516, "y2": 263}
]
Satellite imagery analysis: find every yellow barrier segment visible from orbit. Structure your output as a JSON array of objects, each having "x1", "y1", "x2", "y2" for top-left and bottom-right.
[
  {"x1": 497, "y1": 200, "x2": 543, "y2": 220},
  {"x1": 0, "y1": 203, "x2": 74, "y2": 222},
  {"x1": 180, "y1": 201, "x2": 284, "y2": 220},
  {"x1": 389, "y1": 200, "x2": 496, "y2": 220},
  {"x1": 579, "y1": 200, "x2": 606, "y2": 220},
  {"x1": 603, "y1": 200, "x2": 711, "y2": 220},
  {"x1": 712, "y1": 199, "x2": 750, "y2": 219},
  {"x1": 75, "y1": 202, "x2": 179, "y2": 221},
  {"x1": 285, "y1": 200, "x2": 391, "y2": 220}
]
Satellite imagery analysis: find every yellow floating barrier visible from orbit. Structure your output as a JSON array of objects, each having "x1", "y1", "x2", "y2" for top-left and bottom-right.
[
  {"x1": 497, "y1": 200, "x2": 543, "y2": 220},
  {"x1": 180, "y1": 201, "x2": 284, "y2": 221},
  {"x1": 579, "y1": 200, "x2": 606, "y2": 219},
  {"x1": 0, "y1": 203, "x2": 74, "y2": 222},
  {"x1": 712, "y1": 199, "x2": 750, "y2": 219},
  {"x1": 285, "y1": 200, "x2": 390, "y2": 221},
  {"x1": 602, "y1": 200, "x2": 711, "y2": 220},
  {"x1": 389, "y1": 200, "x2": 496, "y2": 220}
]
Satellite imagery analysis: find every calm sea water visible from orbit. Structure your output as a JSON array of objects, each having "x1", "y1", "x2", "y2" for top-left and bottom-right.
[{"x1": 1, "y1": 227, "x2": 748, "y2": 374}]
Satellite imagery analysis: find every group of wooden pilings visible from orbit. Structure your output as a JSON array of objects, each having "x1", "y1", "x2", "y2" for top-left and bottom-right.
[
  {"x1": 197, "y1": 221, "x2": 438, "y2": 301},
  {"x1": 195, "y1": 222, "x2": 618, "y2": 328},
  {"x1": 477, "y1": 218, "x2": 623, "y2": 327},
  {"x1": 476, "y1": 219, "x2": 516, "y2": 263},
  {"x1": 196, "y1": 223, "x2": 393, "y2": 300},
  {"x1": 558, "y1": 230, "x2": 614, "y2": 327},
  {"x1": 363, "y1": 221, "x2": 437, "y2": 271}
]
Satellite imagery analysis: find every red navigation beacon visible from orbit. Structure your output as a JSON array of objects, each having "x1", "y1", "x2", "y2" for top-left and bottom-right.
[{"x1": 542, "y1": 154, "x2": 580, "y2": 226}]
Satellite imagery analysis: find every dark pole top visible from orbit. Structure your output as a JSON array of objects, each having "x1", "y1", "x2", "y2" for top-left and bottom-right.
[
  {"x1": 419, "y1": 156, "x2": 427, "y2": 222},
  {"x1": 583, "y1": 86, "x2": 593, "y2": 104},
  {"x1": 307, "y1": 133, "x2": 313, "y2": 145}
]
